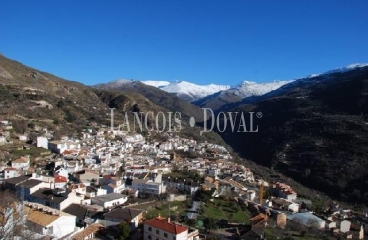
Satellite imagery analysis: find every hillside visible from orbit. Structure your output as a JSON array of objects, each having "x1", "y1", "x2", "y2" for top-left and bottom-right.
[
  {"x1": 218, "y1": 67, "x2": 368, "y2": 205},
  {"x1": 94, "y1": 79, "x2": 204, "y2": 121},
  {"x1": 0, "y1": 55, "x2": 227, "y2": 145},
  {"x1": 0, "y1": 55, "x2": 180, "y2": 136}
]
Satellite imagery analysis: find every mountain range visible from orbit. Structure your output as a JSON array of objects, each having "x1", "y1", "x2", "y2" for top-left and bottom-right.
[
  {"x1": 1, "y1": 53, "x2": 368, "y2": 206},
  {"x1": 98, "y1": 79, "x2": 294, "y2": 103},
  {"x1": 99, "y1": 64, "x2": 368, "y2": 112}
]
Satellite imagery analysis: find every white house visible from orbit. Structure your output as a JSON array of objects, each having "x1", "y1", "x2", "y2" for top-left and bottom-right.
[
  {"x1": 19, "y1": 135, "x2": 28, "y2": 141},
  {"x1": 29, "y1": 188, "x2": 85, "y2": 211},
  {"x1": 132, "y1": 179, "x2": 166, "y2": 195},
  {"x1": 16, "y1": 179, "x2": 51, "y2": 201},
  {"x1": 11, "y1": 156, "x2": 30, "y2": 170},
  {"x1": 37, "y1": 137, "x2": 48, "y2": 149},
  {"x1": 4, "y1": 168, "x2": 20, "y2": 179},
  {"x1": 101, "y1": 176, "x2": 125, "y2": 194},
  {"x1": 48, "y1": 140, "x2": 80, "y2": 154},
  {"x1": 340, "y1": 220, "x2": 351, "y2": 233},
  {"x1": 25, "y1": 204, "x2": 76, "y2": 238},
  {"x1": 54, "y1": 175, "x2": 68, "y2": 189},
  {"x1": 54, "y1": 166, "x2": 68, "y2": 179},
  {"x1": 86, "y1": 186, "x2": 107, "y2": 198},
  {"x1": 0, "y1": 135, "x2": 7, "y2": 144},
  {"x1": 144, "y1": 216, "x2": 199, "y2": 240},
  {"x1": 65, "y1": 161, "x2": 81, "y2": 174},
  {"x1": 91, "y1": 193, "x2": 128, "y2": 209}
]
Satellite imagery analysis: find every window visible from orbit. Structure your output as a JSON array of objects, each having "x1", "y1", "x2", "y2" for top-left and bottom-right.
[
  {"x1": 148, "y1": 227, "x2": 152, "y2": 231},
  {"x1": 172, "y1": 237, "x2": 176, "y2": 240},
  {"x1": 164, "y1": 233, "x2": 168, "y2": 238},
  {"x1": 156, "y1": 229, "x2": 159, "y2": 234},
  {"x1": 148, "y1": 236, "x2": 151, "y2": 240}
]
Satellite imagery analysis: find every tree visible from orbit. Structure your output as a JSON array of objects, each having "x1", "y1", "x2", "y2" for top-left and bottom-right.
[
  {"x1": 0, "y1": 190, "x2": 37, "y2": 239},
  {"x1": 185, "y1": 219, "x2": 196, "y2": 227},
  {"x1": 117, "y1": 222, "x2": 131, "y2": 240},
  {"x1": 204, "y1": 218, "x2": 218, "y2": 230}
]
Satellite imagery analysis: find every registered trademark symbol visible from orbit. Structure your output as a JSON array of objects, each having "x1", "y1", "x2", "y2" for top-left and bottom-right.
[{"x1": 256, "y1": 112, "x2": 263, "y2": 118}]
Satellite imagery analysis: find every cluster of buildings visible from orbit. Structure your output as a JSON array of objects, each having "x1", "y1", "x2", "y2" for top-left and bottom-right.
[{"x1": 0, "y1": 121, "x2": 367, "y2": 239}]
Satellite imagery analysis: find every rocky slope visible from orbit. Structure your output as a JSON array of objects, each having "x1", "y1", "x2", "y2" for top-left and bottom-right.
[{"x1": 217, "y1": 66, "x2": 368, "y2": 204}]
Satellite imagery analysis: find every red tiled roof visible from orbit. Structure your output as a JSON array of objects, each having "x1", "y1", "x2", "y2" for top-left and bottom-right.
[
  {"x1": 144, "y1": 217, "x2": 187, "y2": 235},
  {"x1": 4, "y1": 167, "x2": 17, "y2": 171},
  {"x1": 54, "y1": 174, "x2": 67, "y2": 183}
]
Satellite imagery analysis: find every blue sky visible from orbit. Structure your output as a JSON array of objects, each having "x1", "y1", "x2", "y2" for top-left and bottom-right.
[{"x1": 1, "y1": 1, "x2": 368, "y2": 86}]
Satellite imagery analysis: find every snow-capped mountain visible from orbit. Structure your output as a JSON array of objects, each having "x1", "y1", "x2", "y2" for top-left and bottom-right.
[
  {"x1": 223, "y1": 80, "x2": 294, "y2": 98},
  {"x1": 307, "y1": 63, "x2": 368, "y2": 78},
  {"x1": 159, "y1": 81, "x2": 230, "y2": 101},
  {"x1": 260, "y1": 63, "x2": 368, "y2": 101},
  {"x1": 141, "y1": 80, "x2": 170, "y2": 88},
  {"x1": 96, "y1": 79, "x2": 230, "y2": 101},
  {"x1": 95, "y1": 63, "x2": 368, "y2": 106}
]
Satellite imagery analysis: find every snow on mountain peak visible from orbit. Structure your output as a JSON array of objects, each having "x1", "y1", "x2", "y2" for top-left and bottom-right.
[
  {"x1": 141, "y1": 80, "x2": 170, "y2": 88},
  {"x1": 228, "y1": 80, "x2": 294, "y2": 98},
  {"x1": 307, "y1": 63, "x2": 368, "y2": 78},
  {"x1": 161, "y1": 81, "x2": 231, "y2": 101}
]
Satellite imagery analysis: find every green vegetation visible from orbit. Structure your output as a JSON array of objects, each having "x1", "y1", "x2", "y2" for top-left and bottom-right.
[
  {"x1": 265, "y1": 227, "x2": 336, "y2": 240},
  {"x1": 144, "y1": 201, "x2": 188, "y2": 221},
  {"x1": 117, "y1": 222, "x2": 130, "y2": 240},
  {"x1": 10, "y1": 147, "x2": 50, "y2": 159},
  {"x1": 164, "y1": 168, "x2": 202, "y2": 183},
  {"x1": 200, "y1": 198, "x2": 251, "y2": 224}
]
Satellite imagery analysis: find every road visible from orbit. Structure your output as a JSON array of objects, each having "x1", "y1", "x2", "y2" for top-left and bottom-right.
[{"x1": 186, "y1": 201, "x2": 201, "y2": 219}]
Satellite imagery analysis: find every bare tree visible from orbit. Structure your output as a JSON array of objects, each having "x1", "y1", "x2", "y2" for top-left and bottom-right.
[{"x1": 0, "y1": 190, "x2": 37, "y2": 240}]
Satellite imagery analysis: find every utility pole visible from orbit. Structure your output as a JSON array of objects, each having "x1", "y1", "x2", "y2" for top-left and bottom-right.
[
  {"x1": 110, "y1": 108, "x2": 115, "y2": 131},
  {"x1": 259, "y1": 180, "x2": 264, "y2": 205},
  {"x1": 168, "y1": 194, "x2": 171, "y2": 222}
]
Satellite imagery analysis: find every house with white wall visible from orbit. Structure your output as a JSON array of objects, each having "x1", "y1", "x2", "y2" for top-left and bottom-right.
[
  {"x1": 11, "y1": 156, "x2": 30, "y2": 170},
  {"x1": 54, "y1": 166, "x2": 68, "y2": 179},
  {"x1": 0, "y1": 136, "x2": 7, "y2": 144},
  {"x1": 16, "y1": 179, "x2": 50, "y2": 201},
  {"x1": 19, "y1": 135, "x2": 28, "y2": 141},
  {"x1": 85, "y1": 186, "x2": 107, "y2": 198},
  {"x1": 4, "y1": 168, "x2": 20, "y2": 179},
  {"x1": 25, "y1": 204, "x2": 76, "y2": 239},
  {"x1": 37, "y1": 137, "x2": 48, "y2": 149},
  {"x1": 144, "y1": 216, "x2": 199, "y2": 240},
  {"x1": 54, "y1": 175, "x2": 67, "y2": 189},
  {"x1": 29, "y1": 188, "x2": 85, "y2": 210},
  {"x1": 131, "y1": 179, "x2": 166, "y2": 195},
  {"x1": 91, "y1": 193, "x2": 127, "y2": 209},
  {"x1": 101, "y1": 175, "x2": 125, "y2": 194}
]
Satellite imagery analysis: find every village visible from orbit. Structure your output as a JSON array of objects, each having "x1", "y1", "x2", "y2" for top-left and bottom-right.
[{"x1": 0, "y1": 119, "x2": 367, "y2": 240}]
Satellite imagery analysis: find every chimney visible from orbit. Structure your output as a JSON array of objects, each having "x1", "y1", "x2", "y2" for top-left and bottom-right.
[{"x1": 167, "y1": 217, "x2": 170, "y2": 223}]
